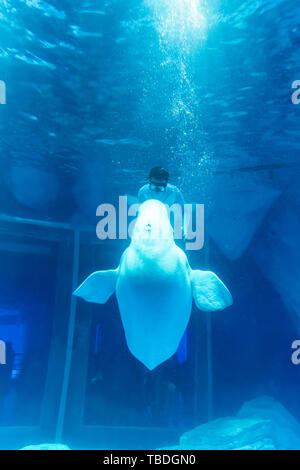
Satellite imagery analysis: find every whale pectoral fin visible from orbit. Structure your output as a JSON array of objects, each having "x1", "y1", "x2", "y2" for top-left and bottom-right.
[
  {"x1": 73, "y1": 269, "x2": 118, "y2": 304},
  {"x1": 191, "y1": 270, "x2": 233, "y2": 312}
]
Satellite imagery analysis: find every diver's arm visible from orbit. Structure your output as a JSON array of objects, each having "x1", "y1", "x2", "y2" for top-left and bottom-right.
[{"x1": 138, "y1": 186, "x2": 147, "y2": 203}]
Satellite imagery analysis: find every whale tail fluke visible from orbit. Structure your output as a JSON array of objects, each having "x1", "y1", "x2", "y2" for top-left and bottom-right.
[
  {"x1": 191, "y1": 270, "x2": 233, "y2": 312},
  {"x1": 73, "y1": 268, "x2": 118, "y2": 304}
]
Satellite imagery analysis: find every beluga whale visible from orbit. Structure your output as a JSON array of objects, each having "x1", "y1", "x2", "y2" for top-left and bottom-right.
[{"x1": 74, "y1": 199, "x2": 233, "y2": 370}]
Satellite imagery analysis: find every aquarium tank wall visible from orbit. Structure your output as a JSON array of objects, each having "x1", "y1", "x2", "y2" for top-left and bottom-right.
[{"x1": 0, "y1": 0, "x2": 300, "y2": 451}]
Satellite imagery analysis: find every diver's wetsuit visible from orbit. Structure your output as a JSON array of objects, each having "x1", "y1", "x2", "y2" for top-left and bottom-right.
[{"x1": 138, "y1": 183, "x2": 185, "y2": 207}]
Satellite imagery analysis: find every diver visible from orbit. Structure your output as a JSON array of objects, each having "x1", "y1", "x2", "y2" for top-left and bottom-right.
[
  {"x1": 138, "y1": 167, "x2": 188, "y2": 245},
  {"x1": 138, "y1": 167, "x2": 185, "y2": 207}
]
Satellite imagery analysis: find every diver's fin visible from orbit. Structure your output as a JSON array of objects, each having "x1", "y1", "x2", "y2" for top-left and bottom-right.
[
  {"x1": 191, "y1": 270, "x2": 233, "y2": 312},
  {"x1": 73, "y1": 269, "x2": 118, "y2": 304}
]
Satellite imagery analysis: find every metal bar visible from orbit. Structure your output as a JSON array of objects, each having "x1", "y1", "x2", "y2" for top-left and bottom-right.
[
  {"x1": 0, "y1": 212, "x2": 94, "y2": 233},
  {"x1": 55, "y1": 229, "x2": 80, "y2": 442},
  {"x1": 0, "y1": 240, "x2": 53, "y2": 255},
  {"x1": 215, "y1": 160, "x2": 300, "y2": 175},
  {"x1": 204, "y1": 234, "x2": 213, "y2": 422}
]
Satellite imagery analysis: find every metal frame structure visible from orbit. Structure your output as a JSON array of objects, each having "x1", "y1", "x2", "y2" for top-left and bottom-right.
[{"x1": 0, "y1": 213, "x2": 213, "y2": 450}]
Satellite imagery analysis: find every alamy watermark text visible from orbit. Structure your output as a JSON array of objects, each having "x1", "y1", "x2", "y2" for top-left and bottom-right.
[
  {"x1": 96, "y1": 196, "x2": 205, "y2": 251},
  {"x1": 291, "y1": 81, "x2": 300, "y2": 104},
  {"x1": 291, "y1": 340, "x2": 300, "y2": 365},
  {"x1": 0, "y1": 80, "x2": 6, "y2": 104},
  {"x1": 0, "y1": 340, "x2": 6, "y2": 365}
]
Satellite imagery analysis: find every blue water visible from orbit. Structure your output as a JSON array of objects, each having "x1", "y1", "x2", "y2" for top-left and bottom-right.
[{"x1": 0, "y1": 0, "x2": 300, "y2": 450}]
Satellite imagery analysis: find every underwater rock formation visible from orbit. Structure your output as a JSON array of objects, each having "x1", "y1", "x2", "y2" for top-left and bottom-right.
[
  {"x1": 238, "y1": 396, "x2": 300, "y2": 451},
  {"x1": 253, "y1": 179, "x2": 300, "y2": 328},
  {"x1": 207, "y1": 173, "x2": 280, "y2": 261},
  {"x1": 7, "y1": 166, "x2": 59, "y2": 210},
  {"x1": 20, "y1": 444, "x2": 70, "y2": 450},
  {"x1": 159, "y1": 396, "x2": 300, "y2": 450}
]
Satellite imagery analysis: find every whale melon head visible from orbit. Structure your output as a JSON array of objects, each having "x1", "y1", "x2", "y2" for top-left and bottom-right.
[{"x1": 131, "y1": 199, "x2": 174, "y2": 253}]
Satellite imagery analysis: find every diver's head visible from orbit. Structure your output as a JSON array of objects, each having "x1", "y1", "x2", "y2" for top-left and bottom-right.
[{"x1": 148, "y1": 167, "x2": 169, "y2": 193}]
